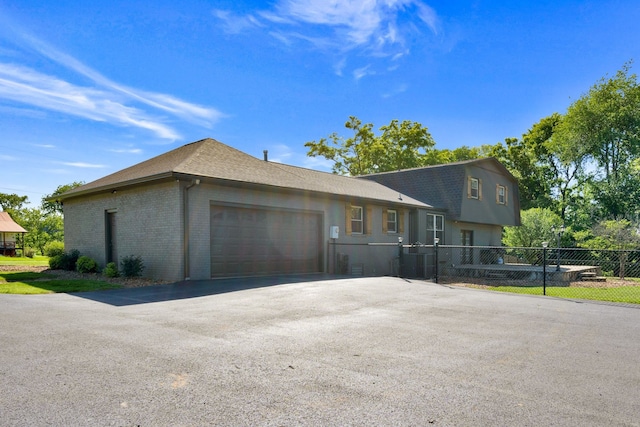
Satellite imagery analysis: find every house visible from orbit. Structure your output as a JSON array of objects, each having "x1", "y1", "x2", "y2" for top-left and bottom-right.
[
  {"x1": 55, "y1": 139, "x2": 521, "y2": 281},
  {"x1": 0, "y1": 211, "x2": 27, "y2": 257},
  {"x1": 55, "y1": 138, "x2": 431, "y2": 281},
  {"x1": 360, "y1": 158, "x2": 521, "y2": 265}
]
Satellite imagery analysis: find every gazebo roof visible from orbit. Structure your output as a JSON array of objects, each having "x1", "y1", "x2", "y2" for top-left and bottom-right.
[{"x1": 0, "y1": 212, "x2": 27, "y2": 233}]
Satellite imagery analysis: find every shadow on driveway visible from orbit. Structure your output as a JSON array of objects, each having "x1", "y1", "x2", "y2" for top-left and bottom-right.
[{"x1": 73, "y1": 274, "x2": 348, "y2": 306}]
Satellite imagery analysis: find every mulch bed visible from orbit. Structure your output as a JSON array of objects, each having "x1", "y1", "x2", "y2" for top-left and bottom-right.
[{"x1": 0, "y1": 265, "x2": 172, "y2": 289}]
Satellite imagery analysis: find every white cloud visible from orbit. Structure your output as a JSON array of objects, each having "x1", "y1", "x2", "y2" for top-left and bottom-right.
[
  {"x1": 108, "y1": 148, "x2": 143, "y2": 154},
  {"x1": 60, "y1": 162, "x2": 107, "y2": 168},
  {"x1": 0, "y1": 29, "x2": 225, "y2": 140},
  {"x1": 215, "y1": 0, "x2": 440, "y2": 56},
  {"x1": 353, "y1": 65, "x2": 374, "y2": 80}
]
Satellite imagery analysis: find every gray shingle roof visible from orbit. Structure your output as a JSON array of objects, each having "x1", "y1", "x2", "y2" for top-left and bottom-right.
[
  {"x1": 360, "y1": 158, "x2": 518, "y2": 219},
  {"x1": 59, "y1": 138, "x2": 430, "y2": 208}
]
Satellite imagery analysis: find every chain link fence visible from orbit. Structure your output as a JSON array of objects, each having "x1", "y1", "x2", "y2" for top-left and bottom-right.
[
  {"x1": 327, "y1": 242, "x2": 640, "y2": 305},
  {"x1": 433, "y1": 245, "x2": 640, "y2": 305}
]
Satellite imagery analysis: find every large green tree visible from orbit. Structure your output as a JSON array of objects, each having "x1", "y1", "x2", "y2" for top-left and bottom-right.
[
  {"x1": 0, "y1": 193, "x2": 29, "y2": 215},
  {"x1": 305, "y1": 116, "x2": 436, "y2": 175},
  {"x1": 503, "y1": 207, "x2": 564, "y2": 248},
  {"x1": 42, "y1": 181, "x2": 85, "y2": 215},
  {"x1": 557, "y1": 62, "x2": 640, "y2": 220}
]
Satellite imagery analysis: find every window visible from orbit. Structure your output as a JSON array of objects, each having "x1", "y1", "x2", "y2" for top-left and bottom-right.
[
  {"x1": 496, "y1": 184, "x2": 507, "y2": 205},
  {"x1": 386, "y1": 209, "x2": 397, "y2": 233},
  {"x1": 468, "y1": 177, "x2": 481, "y2": 199},
  {"x1": 351, "y1": 205, "x2": 363, "y2": 234},
  {"x1": 426, "y1": 213, "x2": 444, "y2": 245}
]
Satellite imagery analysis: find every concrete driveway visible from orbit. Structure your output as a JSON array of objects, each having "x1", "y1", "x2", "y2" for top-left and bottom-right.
[{"x1": 1, "y1": 276, "x2": 639, "y2": 426}]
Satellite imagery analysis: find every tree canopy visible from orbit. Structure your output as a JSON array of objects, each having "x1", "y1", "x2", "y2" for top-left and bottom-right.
[{"x1": 305, "y1": 116, "x2": 436, "y2": 175}]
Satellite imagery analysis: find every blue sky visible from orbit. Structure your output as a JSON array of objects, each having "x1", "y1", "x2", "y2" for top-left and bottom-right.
[{"x1": 1, "y1": 0, "x2": 639, "y2": 206}]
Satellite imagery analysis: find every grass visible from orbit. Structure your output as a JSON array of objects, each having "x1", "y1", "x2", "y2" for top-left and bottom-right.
[
  {"x1": 0, "y1": 271, "x2": 122, "y2": 294},
  {"x1": 0, "y1": 255, "x2": 50, "y2": 266},
  {"x1": 488, "y1": 285, "x2": 640, "y2": 304}
]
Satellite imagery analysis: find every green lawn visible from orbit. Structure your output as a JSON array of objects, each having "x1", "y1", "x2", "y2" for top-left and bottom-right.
[
  {"x1": 0, "y1": 271, "x2": 122, "y2": 294},
  {"x1": 0, "y1": 255, "x2": 50, "y2": 267},
  {"x1": 489, "y1": 285, "x2": 640, "y2": 304}
]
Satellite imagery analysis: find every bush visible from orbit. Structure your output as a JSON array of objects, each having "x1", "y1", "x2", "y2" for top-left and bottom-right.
[
  {"x1": 24, "y1": 248, "x2": 35, "y2": 258},
  {"x1": 102, "y1": 262, "x2": 119, "y2": 278},
  {"x1": 120, "y1": 255, "x2": 145, "y2": 277},
  {"x1": 49, "y1": 249, "x2": 81, "y2": 271},
  {"x1": 44, "y1": 241, "x2": 65, "y2": 258},
  {"x1": 76, "y1": 256, "x2": 98, "y2": 273},
  {"x1": 49, "y1": 254, "x2": 64, "y2": 270},
  {"x1": 63, "y1": 249, "x2": 81, "y2": 271}
]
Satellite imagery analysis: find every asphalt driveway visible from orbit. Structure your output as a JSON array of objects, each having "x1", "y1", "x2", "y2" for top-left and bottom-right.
[{"x1": 1, "y1": 276, "x2": 639, "y2": 426}]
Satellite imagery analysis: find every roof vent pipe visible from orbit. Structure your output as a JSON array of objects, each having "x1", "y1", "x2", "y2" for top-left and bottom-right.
[{"x1": 263, "y1": 150, "x2": 268, "y2": 161}]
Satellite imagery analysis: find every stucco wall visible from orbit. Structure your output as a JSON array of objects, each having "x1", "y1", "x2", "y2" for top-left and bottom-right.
[
  {"x1": 184, "y1": 182, "x2": 414, "y2": 279},
  {"x1": 458, "y1": 163, "x2": 519, "y2": 226},
  {"x1": 63, "y1": 181, "x2": 183, "y2": 281}
]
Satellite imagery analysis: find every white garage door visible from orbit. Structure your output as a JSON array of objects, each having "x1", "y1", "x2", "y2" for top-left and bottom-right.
[{"x1": 210, "y1": 205, "x2": 323, "y2": 277}]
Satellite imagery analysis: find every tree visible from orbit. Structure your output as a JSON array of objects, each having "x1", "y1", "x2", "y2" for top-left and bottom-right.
[
  {"x1": 13, "y1": 208, "x2": 63, "y2": 255},
  {"x1": 0, "y1": 193, "x2": 29, "y2": 215},
  {"x1": 42, "y1": 181, "x2": 84, "y2": 215},
  {"x1": 503, "y1": 208, "x2": 564, "y2": 248},
  {"x1": 575, "y1": 219, "x2": 640, "y2": 279},
  {"x1": 558, "y1": 62, "x2": 640, "y2": 220},
  {"x1": 305, "y1": 116, "x2": 435, "y2": 175}
]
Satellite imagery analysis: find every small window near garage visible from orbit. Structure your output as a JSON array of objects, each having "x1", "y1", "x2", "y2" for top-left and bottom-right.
[
  {"x1": 351, "y1": 205, "x2": 363, "y2": 234},
  {"x1": 468, "y1": 177, "x2": 481, "y2": 199},
  {"x1": 496, "y1": 184, "x2": 507, "y2": 205},
  {"x1": 387, "y1": 209, "x2": 397, "y2": 233}
]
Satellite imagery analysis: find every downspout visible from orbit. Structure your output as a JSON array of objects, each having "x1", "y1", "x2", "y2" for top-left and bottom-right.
[{"x1": 183, "y1": 179, "x2": 200, "y2": 280}]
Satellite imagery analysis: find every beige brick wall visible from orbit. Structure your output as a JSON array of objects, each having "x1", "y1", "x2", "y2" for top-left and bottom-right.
[{"x1": 64, "y1": 181, "x2": 183, "y2": 281}]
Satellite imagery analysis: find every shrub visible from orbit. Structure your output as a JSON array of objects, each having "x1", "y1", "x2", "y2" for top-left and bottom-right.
[
  {"x1": 120, "y1": 255, "x2": 145, "y2": 277},
  {"x1": 44, "y1": 241, "x2": 65, "y2": 258},
  {"x1": 24, "y1": 248, "x2": 35, "y2": 258},
  {"x1": 48, "y1": 249, "x2": 81, "y2": 271},
  {"x1": 49, "y1": 254, "x2": 64, "y2": 270},
  {"x1": 76, "y1": 256, "x2": 98, "y2": 273},
  {"x1": 103, "y1": 262, "x2": 119, "y2": 278},
  {"x1": 62, "y1": 249, "x2": 81, "y2": 271}
]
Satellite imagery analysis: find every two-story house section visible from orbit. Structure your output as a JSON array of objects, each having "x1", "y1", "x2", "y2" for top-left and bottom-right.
[{"x1": 360, "y1": 158, "x2": 521, "y2": 256}]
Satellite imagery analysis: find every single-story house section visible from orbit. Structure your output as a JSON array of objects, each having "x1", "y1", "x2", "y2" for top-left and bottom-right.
[
  {"x1": 55, "y1": 138, "x2": 433, "y2": 281},
  {"x1": 0, "y1": 211, "x2": 27, "y2": 257},
  {"x1": 360, "y1": 158, "x2": 522, "y2": 264}
]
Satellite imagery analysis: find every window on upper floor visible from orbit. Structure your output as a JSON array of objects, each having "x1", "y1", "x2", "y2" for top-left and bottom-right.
[
  {"x1": 468, "y1": 177, "x2": 482, "y2": 200},
  {"x1": 496, "y1": 184, "x2": 508, "y2": 205}
]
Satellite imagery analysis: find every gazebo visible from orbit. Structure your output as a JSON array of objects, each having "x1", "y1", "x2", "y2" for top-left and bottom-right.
[{"x1": 0, "y1": 212, "x2": 27, "y2": 257}]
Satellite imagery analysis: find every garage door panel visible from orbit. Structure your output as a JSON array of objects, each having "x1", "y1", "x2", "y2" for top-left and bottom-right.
[{"x1": 211, "y1": 205, "x2": 322, "y2": 277}]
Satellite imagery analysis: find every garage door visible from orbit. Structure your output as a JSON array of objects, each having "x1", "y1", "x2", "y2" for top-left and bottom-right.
[{"x1": 210, "y1": 205, "x2": 323, "y2": 277}]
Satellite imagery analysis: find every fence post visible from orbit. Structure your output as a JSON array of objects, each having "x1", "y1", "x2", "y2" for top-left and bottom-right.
[
  {"x1": 542, "y1": 242, "x2": 548, "y2": 295},
  {"x1": 434, "y1": 239, "x2": 439, "y2": 284},
  {"x1": 398, "y1": 237, "x2": 403, "y2": 278}
]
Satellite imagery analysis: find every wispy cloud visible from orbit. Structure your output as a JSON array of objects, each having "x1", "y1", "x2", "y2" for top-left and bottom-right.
[
  {"x1": 60, "y1": 162, "x2": 107, "y2": 168},
  {"x1": 214, "y1": 0, "x2": 440, "y2": 56},
  {"x1": 108, "y1": 148, "x2": 143, "y2": 154},
  {"x1": 0, "y1": 27, "x2": 225, "y2": 140}
]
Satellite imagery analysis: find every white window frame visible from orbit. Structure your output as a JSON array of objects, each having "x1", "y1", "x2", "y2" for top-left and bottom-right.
[
  {"x1": 387, "y1": 209, "x2": 398, "y2": 234},
  {"x1": 427, "y1": 213, "x2": 444, "y2": 244},
  {"x1": 497, "y1": 185, "x2": 506, "y2": 205},
  {"x1": 470, "y1": 177, "x2": 479, "y2": 199},
  {"x1": 351, "y1": 205, "x2": 363, "y2": 234}
]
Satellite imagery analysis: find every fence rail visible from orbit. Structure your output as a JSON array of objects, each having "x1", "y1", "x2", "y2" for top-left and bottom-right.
[{"x1": 433, "y1": 245, "x2": 640, "y2": 305}]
